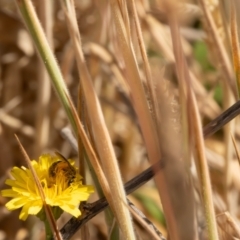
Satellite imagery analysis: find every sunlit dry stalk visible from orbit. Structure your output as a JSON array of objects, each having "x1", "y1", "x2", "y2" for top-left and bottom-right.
[
  {"x1": 110, "y1": 1, "x2": 190, "y2": 240},
  {"x1": 231, "y1": 134, "x2": 240, "y2": 166},
  {"x1": 110, "y1": 0, "x2": 161, "y2": 170},
  {"x1": 230, "y1": 0, "x2": 240, "y2": 95},
  {"x1": 155, "y1": 78, "x2": 198, "y2": 240},
  {"x1": 34, "y1": 0, "x2": 52, "y2": 157},
  {"x1": 216, "y1": 211, "x2": 240, "y2": 238},
  {"x1": 64, "y1": 94, "x2": 119, "y2": 237},
  {"x1": 95, "y1": 0, "x2": 109, "y2": 44},
  {"x1": 76, "y1": 85, "x2": 85, "y2": 181},
  {"x1": 218, "y1": 2, "x2": 236, "y2": 212},
  {"x1": 66, "y1": 93, "x2": 120, "y2": 238},
  {"x1": 164, "y1": 1, "x2": 218, "y2": 239},
  {"x1": 78, "y1": 89, "x2": 116, "y2": 236},
  {"x1": 190, "y1": 74, "x2": 219, "y2": 239},
  {"x1": 117, "y1": 0, "x2": 131, "y2": 43},
  {"x1": 197, "y1": 0, "x2": 237, "y2": 99},
  {"x1": 156, "y1": 3, "x2": 197, "y2": 238},
  {"x1": 219, "y1": 212, "x2": 240, "y2": 238},
  {"x1": 15, "y1": 135, "x2": 62, "y2": 240},
  {"x1": 218, "y1": 0, "x2": 231, "y2": 55},
  {"x1": 221, "y1": 2, "x2": 236, "y2": 204},
  {"x1": 77, "y1": 85, "x2": 88, "y2": 239},
  {"x1": 60, "y1": 1, "x2": 135, "y2": 239},
  {"x1": 129, "y1": 0, "x2": 160, "y2": 127},
  {"x1": 65, "y1": 93, "x2": 124, "y2": 234}
]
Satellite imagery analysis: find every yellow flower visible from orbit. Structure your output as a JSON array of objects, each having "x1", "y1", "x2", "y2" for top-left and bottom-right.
[{"x1": 1, "y1": 154, "x2": 94, "y2": 221}]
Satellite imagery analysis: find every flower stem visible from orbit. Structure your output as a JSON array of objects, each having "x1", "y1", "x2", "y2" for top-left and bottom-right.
[{"x1": 44, "y1": 220, "x2": 54, "y2": 240}]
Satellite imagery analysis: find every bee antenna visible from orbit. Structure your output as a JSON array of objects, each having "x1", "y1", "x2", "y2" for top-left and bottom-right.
[{"x1": 54, "y1": 151, "x2": 67, "y2": 161}]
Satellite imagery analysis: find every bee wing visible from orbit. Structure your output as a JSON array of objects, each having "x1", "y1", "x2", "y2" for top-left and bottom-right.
[{"x1": 54, "y1": 151, "x2": 74, "y2": 168}]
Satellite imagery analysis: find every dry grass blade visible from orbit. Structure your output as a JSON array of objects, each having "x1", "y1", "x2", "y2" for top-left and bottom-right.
[
  {"x1": 63, "y1": 92, "x2": 117, "y2": 213},
  {"x1": 230, "y1": 0, "x2": 240, "y2": 96},
  {"x1": 197, "y1": 0, "x2": 237, "y2": 98},
  {"x1": 129, "y1": 0, "x2": 159, "y2": 127},
  {"x1": 111, "y1": 0, "x2": 196, "y2": 239},
  {"x1": 111, "y1": 0, "x2": 180, "y2": 238},
  {"x1": 190, "y1": 91, "x2": 219, "y2": 240},
  {"x1": 14, "y1": 135, "x2": 62, "y2": 240},
  {"x1": 110, "y1": 0, "x2": 159, "y2": 153},
  {"x1": 217, "y1": 212, "x2": 240, "y2": 238},
  {"x1": 231, "y1": 133, "x2": 240, "y2": 166},
  {"x1": 116, "y1": 0, "x2": 131, "y2": 43},
  {"x1": 76, "y1": 85, "x2": 86, "y2": 186},
  {"x1": 60, "y1": 1, "x2": 136, "y2": 238},
  {"x1": 161, "y1": 2, "x2": 198, "y2": 240},
  {"x1": 165, "y1": 1, "x2": 218, "y2": 239}
]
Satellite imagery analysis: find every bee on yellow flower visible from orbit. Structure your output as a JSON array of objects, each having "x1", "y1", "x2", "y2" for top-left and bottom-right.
[
  {"x1": 48, "y1": 152, "x2": 77, "y2": 187},
  {"x1": 1, "y1": 153, "x2": 94, "y2": 221}
]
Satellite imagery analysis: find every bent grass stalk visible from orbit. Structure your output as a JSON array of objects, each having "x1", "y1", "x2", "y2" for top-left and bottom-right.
[
  {"x1": 14, "y1": 136, "x2": 62, "y2": 240},
  {"x1": 15, "y1": 1, "x2": 136, "y2": 239},
  {"x1": 15, "y1": 0, "x2": 116, "y2": 238},
  {"x1": 166, "y1": 2, "x2": 219, "y2": 239},
  {"x1": 60, "y1": 1, "x2": 136, "y2": 239}
]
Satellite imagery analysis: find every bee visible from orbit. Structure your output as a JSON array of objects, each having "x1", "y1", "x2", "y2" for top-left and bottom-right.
[{"x1": 48, "y1": 152, "x2": 77, "y2": 187}]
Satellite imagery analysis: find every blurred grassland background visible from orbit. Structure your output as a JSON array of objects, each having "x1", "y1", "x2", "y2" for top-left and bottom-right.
[{"x1": 0, "y1": 0, "x2": 240, "y2": 239}]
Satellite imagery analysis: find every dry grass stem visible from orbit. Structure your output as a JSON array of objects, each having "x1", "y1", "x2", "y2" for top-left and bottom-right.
[
  {"x1": 60, "y1": 0, "x2": 135, "y2": 238},
  {"x1": 65, "y1": 93, "x2": 116, "y2": 213},
  {"x1": 110, "y1": 1, "x2": 191, "y2": 240},
  {"x1": 129, "y1": 0, "x2": 159, "y2": 127},
  {"x1": 230, "y1": 0, "x2": 240, "y2": 95},
  {"x1": 231, "y1": 133, "x2": 240, "y2": 166},
  {"x1": 165, "y1": 1, "x2": 218, "y2": 239},
  {"x1": 15, "y1": 135, "x2": 62, "y2": 240},
  {"x1": 197, "y1": 0, "x2": 237, "y2": 98},
  {"x1": 217, "y1": 212, "x2": 240, "y2": 238}
]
